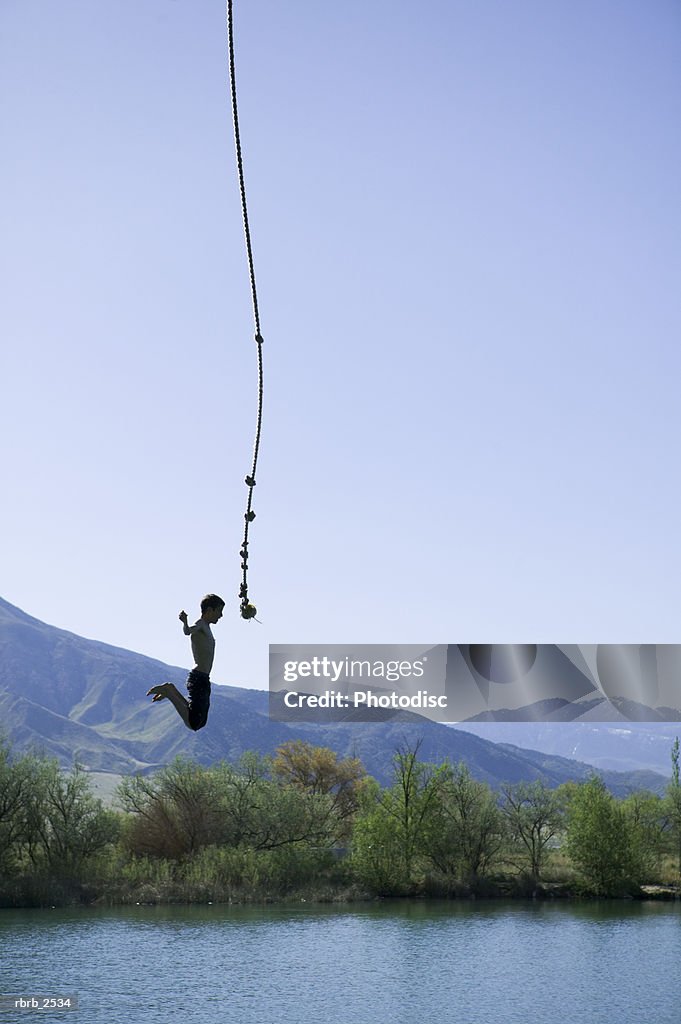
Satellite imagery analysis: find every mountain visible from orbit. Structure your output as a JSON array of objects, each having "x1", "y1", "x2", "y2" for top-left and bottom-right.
[
  {"x1": 0, "y1": 597, "x2": 670, "y2": 795},
  {"x1": 462, "y1": 696, "x2": 681, "y2": 723},
  {"x1": 454, "y1": 721, "x2": 680, "y2": 776}
]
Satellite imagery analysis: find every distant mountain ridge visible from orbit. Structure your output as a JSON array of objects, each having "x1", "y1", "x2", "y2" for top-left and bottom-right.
[
  {"x1": 0, "y1": 597, "x2": 671, "y2": 794},
  {"x1": 463, "y1": 696, "x2": 681, "y2": 724},
  {"x1": 455, "y1": 720, "x2": 680, "y2": 776}
]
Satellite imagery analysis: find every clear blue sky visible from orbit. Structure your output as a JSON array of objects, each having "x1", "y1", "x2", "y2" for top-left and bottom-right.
[{"x1": 2, "y1": 0, "x2": 680, "y2": 690}]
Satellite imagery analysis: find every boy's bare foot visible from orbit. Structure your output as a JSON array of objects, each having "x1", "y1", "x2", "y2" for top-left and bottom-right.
[{"x1": 147, "y1": 683, "x2": 170, "y2": 702}]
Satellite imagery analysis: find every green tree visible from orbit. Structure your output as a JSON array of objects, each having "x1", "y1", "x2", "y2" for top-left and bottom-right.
[
  {"x1": 423, "y1": 763, "x2": 504, "y2": 882},
  {"x1": 501, "y1": 780, "x2": 563, "y2": 882},
  {"x1": 350, "y1": 742, "x2": 447, "y2": 894},
  {"x1": 118, "y1": 758, "x2": 226, "y2": 859},
  {"x1": 389, "y1": 742, "x2": 447, "y2": 882},
  {"x1": 351, "y1": 799, "x2": 407, "y2": 894},
  {"x1": 214, "y1": 753, "x2": 343, "y2": 853},
  {"x1": 22, "y1": 759, "x2": 119, "y2": 876},
  {"x1": 272, "y1": 742, "x2": 366, "y2": 840},
  {"x1": 565, "y1": 776, "x2": 640, "y2": 895},
  {"x1": 209, "y1": 753, "x2": 271, "y2": 849},
  {"x1": 0, "y1": 739, "x2": 33, "y2": 873},
  {"x1": 376, "y1": 741, "x2": 446, "y2": 886},
  {"x1": 621, "y1": 790, "x2": 666, "y2": 881},
  {"x1": 666, "y1": 737, "x2": 681, "y2": 878}
]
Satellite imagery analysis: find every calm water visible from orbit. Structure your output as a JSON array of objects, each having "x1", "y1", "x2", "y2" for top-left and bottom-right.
[{"x1": 0, "y1": 900, "x2": 680, "y2": 1024}]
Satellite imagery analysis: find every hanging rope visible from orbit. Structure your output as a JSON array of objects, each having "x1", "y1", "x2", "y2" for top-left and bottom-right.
[{"x1": 226, "y1": 0, "x2": 264, "y2": 621}]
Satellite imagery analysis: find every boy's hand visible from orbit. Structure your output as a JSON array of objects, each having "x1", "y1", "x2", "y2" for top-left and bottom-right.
[{"x1": 179, "y1": 610, "x2": 188, "y2": 625}]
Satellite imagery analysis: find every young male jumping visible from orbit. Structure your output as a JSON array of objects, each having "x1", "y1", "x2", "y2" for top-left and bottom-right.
[{"x1": 146, "y1": 593, "x2": 225, "y2": 731}]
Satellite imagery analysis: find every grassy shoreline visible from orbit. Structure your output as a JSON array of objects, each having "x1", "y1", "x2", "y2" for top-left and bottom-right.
[{"x1": 2, "y1": 875, "x2": 680, "y2": 910}]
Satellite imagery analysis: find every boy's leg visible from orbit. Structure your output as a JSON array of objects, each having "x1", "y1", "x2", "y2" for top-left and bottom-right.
[{"x1": 146, "y1": 683, "x2": 191, "y2": 729}]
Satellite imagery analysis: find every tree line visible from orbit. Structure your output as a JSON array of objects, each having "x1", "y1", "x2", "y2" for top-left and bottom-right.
[{"x1": 1, "y1": 736, "x2": 681, "y2": 906}]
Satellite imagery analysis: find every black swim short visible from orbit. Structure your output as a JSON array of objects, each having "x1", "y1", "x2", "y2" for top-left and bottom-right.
[{"x1": 186, "y1": 668, "x2": 211, "y2": 731}]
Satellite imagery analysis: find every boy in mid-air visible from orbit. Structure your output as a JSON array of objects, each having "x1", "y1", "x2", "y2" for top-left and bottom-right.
[{"x1": 146, "y1": 594, "x2": 225, "y2": 731}]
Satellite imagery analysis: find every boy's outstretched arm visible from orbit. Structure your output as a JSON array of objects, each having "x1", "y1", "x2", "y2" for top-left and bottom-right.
[{"x1": 179, "y1": 609, "x2": 198, "y2": 636}]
